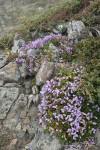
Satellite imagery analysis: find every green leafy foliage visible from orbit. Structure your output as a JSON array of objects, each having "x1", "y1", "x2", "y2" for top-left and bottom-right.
[{"x1": 73, "y1": 38, "x2": 100, "y2": 104}]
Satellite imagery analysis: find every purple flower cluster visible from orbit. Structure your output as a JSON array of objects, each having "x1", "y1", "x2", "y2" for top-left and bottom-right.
[
  {"x1": 16, "y1": 57, "x2": 26, "y2": 63},
  {"x1": 15, "y1": 53, "x2": 39, "y2": 73},
  {"x1": 22, "y1": 34, "x2": 62, "y2": 51},
  {"x1": 16, "y1": 34, "x2": 65, "y2": 73},
  {"x1": 38, "y1": 67, "x2": 98, "y2": 142},
  {"x1": 16, "y1": 33, "x2": 75, "y2": 73},
  {"x1": 66, "y1": 47, "x2": 72, "y2": 54}
]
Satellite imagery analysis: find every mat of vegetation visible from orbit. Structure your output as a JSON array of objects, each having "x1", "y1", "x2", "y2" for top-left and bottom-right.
[{"x1": 14, "y1": 33, "x2": 100, "y2": 147}]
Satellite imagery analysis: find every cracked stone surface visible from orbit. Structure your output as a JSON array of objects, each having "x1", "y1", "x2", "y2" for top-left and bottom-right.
[
  {"x1": 0, "y1": 55, "x2": 7, "y2": 69},
  {"x1": 36, "y1": 61, "x2": 55, "y2": 86},
  {"x1": 0, "y1": 87, "x2": 19, "y2": 119},
  {"x1": 27, "y1": 131, "x2": 62, "y2": 150},
  {"x1": 66, "y1": 20, "x2": 90, "y2": 40},
  {"x1": 0, "y1": 62, "x2": 21, "y2": 82}
]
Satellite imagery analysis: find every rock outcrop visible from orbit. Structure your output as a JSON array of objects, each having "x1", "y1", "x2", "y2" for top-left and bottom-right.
[{"x1": 0, "y1": 20, "x2": 100, "y2": 150}]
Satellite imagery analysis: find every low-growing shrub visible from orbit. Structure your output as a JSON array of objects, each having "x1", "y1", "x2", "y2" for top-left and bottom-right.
[
  {"x1": 38, "y1": 64, "x2": 99, "y2": 143},
  {"x1": 73, "y1": 38, "x2": 100, "y2": 104}
]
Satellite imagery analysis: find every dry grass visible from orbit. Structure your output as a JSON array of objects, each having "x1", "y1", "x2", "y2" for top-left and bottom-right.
[
  {"x1": 0, "y1": 0, "x2": 99, "y2": 49},
  {"x1": 0, "y1": 0, "x2": 81, "y2": 48},
  {"x1": 73, "y1": 0, "x2": 100, "y2": 26}
]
